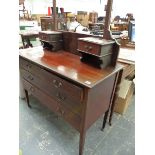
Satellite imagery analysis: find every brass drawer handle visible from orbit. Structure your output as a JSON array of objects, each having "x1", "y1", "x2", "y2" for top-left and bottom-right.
[
  {"x1": 30, "y1": 86, "x2": 35, "y2": 92},
  {"x1": 56, "y1": 106, "x2": 59, "y2": 112},
  {"x1": 53, "y1": 79, "x2": 62, "y2": 88},
  {"x1": 43, "y1": 36, "x2": 46, "y2": 39},
  {"x1": 56, "y1": 92, "x2": 66, "y2": 101},
  {"x1": 88, "y1": 46, "x2": 92, "y2": 50},
  {"x1": 60, "y1": 109, "x2": 65, "y2": 115},
  {"x1": 28, "y1": 75, "x2": 34, "y2": 80},
  {"x1": 84, "y1": 45, "x2": 88, "y2": 49},
  {"x1": 56, "y1": 107, "x2": 65, "y2": 116},
  {"x1": 26, "y1": 64, "x2": 32, "y2": 69},
  {"x1": 84, "y1": 45, "x2": 92, "y2": 52}
]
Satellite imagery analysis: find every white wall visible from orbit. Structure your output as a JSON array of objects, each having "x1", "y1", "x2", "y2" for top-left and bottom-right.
[{"x1": 24, "y1": 0, "x2": 135, "y2": 18}]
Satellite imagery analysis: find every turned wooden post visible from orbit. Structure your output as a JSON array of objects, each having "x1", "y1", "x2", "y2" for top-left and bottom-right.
[
  {"x1": 103, "y1": 0, "x2": 113, "y2": 40},
  {"x1": 53, "y1": 0, "x2": 57, "y2": 30}
]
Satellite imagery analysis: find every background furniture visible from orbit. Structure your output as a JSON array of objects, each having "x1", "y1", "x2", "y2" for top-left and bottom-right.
[
  {"x1": 118, "y1": 47, "x2": 135, "y2": 80},
  {"x1": 19, "y1": 30, "x2": 39, "y2": 48},
  {"x1": 40, "y1": 16, "x2": 67, "y2": 31}
]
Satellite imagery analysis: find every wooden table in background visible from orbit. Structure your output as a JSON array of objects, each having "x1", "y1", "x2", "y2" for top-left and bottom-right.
[
  {"x1": 118, "y1": 47, "x2": 135, "y2": 79},
  {"x1": 20, "y1": 30, "x2": 39, "y2": 48}
]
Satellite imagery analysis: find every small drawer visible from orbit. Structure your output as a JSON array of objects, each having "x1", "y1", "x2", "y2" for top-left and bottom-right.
[
  {"x1": 78, "y1": 40, "x2": 101, "y2": 56},
  {"x1": 39, "y1": 33, "x2": 49, "y2": 42},
  {"x1": 39, "y1": 31, "x2": 63, "y2": 42},
  {"x1": 22, "y1": 79, "x2": 81, "y2": 131}
]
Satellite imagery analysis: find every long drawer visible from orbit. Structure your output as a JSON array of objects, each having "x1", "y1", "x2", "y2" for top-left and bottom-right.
[
  {"x1": 19, "y1": 58, "x2": 83, "y2": 102},
  {"x1": 20, "y1": 68, "x2": 82, "y2": 115},
  {"x1": 22, "y1": 79, "x2": 81, "y2": 131}
]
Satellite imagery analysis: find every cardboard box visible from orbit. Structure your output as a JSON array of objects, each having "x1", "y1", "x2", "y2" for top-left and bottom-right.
[
  {"x1": 114, "y1": 79, "x2": 134, "y2": 114},
  {"x1": 77, "y1": 14, "x2": 89, "y2": 27}
]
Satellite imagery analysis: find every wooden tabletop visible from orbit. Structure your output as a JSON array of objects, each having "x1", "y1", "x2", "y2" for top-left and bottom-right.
[
  {"x1": 19, "y1": 30, "x2": 39, "y2": 36},
  {"x1": 118, "y1": 47, "x2": 135, "y2": 65},
  {"x1": 19, "y1": 46, "x2": 123, "y2": 88}
]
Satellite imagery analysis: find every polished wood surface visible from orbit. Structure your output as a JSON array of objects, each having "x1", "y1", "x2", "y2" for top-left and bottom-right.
[
  {"x1": 20, "y1": 46, "x2": 123, "y2": 155},
  {"x1": 19, "y1": 47, "x2": 123, "y2": 88}
]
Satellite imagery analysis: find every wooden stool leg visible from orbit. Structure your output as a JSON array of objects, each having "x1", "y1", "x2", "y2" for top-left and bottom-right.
[
  {"x1": 24, "y1": 89, "x2": 31, "y2": 108},
  {"x1": 101, "y1": 110, "x2": 109, "y2": 131},
  {"x1": 79, "y1": 131, "x2": 86, "y2": 155},
  {"x1": 21, "y1": 36, "x2": 26, "y2": 48},
  {"x1": 26, "y1": 38, "x2": 33, "y2": 47}
]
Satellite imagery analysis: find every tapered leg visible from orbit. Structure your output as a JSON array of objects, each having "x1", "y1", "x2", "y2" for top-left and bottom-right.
[
  {"x1": 24, "y1": 89, "x2": 31, "y2": 108},
  {"x1": 109, "y1": 71, "x2": 122, "y2": 126},
  {"x1": 21, "y1": 36, "x2": 26, "y2": 48},
  {"x1": 109, "y1": 102, "x2": 115, "y2": 126},
  {"x1": 101, "y1": 110, "x2": 109, "y2": 131},
  {"x1": 79, "y1": 131, "x2": 86, "y2": 155},
  {"x1": 26, "y1": 38, "x2": 33, "y2": 47}
]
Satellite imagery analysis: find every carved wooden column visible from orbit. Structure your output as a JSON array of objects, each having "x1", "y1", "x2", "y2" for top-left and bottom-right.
[
  {"x1": 103, "y1": 0, "x2": 113, "y2": 40},
  {"x1": 53, "y1": 0, "x2": 57, "y2": 30}
]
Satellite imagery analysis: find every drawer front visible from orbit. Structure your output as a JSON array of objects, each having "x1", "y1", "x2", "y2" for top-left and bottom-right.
[
  {"x1": 49, "y1": 34, "x2": 63, "y2": 41},
  {"x1": 19, "y1": 58, "x2": 83, "y2": 103},
  {"x1": 39, "y1": 32, "x2": 62, "y2": 42},
  {"x1": 19, "y1": 58, "x2": 42, "y2": 74},
  {"x1": 78, "y1": 40, "x2": 101, "y2": 56},
  {"x1": 22, "y1": 79, "x2": 81, "y2": 131},
  {"x1": 20, "y1": 68, "x2": 83, "y2": 115},
  {"x1": 39, "y1": 68, "x2": 83, "y2": 102},
  {"x1": 39, "y1": 33, "x2": 49, "y2": 42}
]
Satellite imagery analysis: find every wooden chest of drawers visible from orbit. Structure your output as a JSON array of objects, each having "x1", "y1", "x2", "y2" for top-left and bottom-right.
[
  {"x1": 20, "y1": 58, "x2": 83, "y2": 129},
  {"x1": 19, "y1": 48, "x2": 123, "y2": 155}
]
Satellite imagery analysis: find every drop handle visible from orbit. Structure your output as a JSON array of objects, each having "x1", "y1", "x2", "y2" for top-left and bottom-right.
[
  {"x1": 88, "y1": 46, "x2": 92, "y2": 50},
  {"x1": 53, "y1": 79, "x2": 62, "y2": 88},
  {"x1": 56, "y1": 93, "x2": 66, "y2": 101},
  {"x1": 30, "y1": 87, "x2": 35, "y2": 92},
  {"x1": 26, "y1": 64, "x2": 32, "y2": 69},
  {"x1": 84, "y1": 45, "x2": 92, "y2": 52},
  {"x1": 56, "y1": 106, "x2": 59, "y2": 112},
  {"x1": 28, "y1": 75, "x2": 34, "y2": 80},
  {"x1": 56, "y1": 107, "x2": 64, "y2": 116},
  {"x1": 60, "y1": 109, "x2": 65, "y2": 115},
  {"x1": 84, "y1": 45, "x2": 88, "y2": 49}
]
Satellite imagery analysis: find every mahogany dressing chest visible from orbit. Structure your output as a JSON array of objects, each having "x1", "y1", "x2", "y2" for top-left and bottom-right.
[{"x1": 19, "y1": 46, "x2": 123, "y2": 155}]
